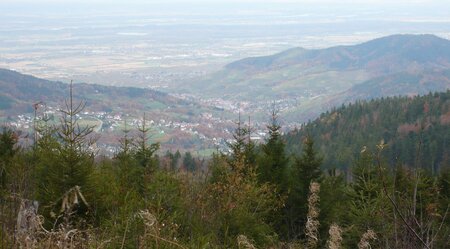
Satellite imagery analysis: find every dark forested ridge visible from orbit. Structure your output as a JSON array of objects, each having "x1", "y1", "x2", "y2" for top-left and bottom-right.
[{"x1": 286, "y1": 91, "x2": 450, "y2": 172}]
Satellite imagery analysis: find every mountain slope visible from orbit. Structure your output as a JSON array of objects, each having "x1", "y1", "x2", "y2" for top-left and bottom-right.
[
  {"x1": 285, "y1": 91, "x2": 450, "y2": 171},
  {"x1": 0, "y1": 68, "x2": 183, "y2": 114},
  {"x1": 181, "y1": 34, "x2": 450, "y2": 122},
  {"x1": 226, "y1": 34, "x2": 450, "y2": 74},
  {"x1": 339, "y1": 70, "x2": 450, "y2": 101}
]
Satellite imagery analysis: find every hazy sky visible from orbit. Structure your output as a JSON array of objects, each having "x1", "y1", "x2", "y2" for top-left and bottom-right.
[
  {"x1": 3, "y1": 0, "x2": 449, "y2": 14},
  {"x1": 1, "y1": 0, "x2": 448, "y2": 4}
]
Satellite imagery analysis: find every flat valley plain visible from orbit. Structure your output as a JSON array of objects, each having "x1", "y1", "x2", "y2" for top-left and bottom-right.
[{"x1": 2, "y1": 3, "x2": 450, "y2": 90}]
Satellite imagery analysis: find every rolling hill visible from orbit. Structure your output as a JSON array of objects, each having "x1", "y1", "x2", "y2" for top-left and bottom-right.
[
  {"x1": 181, "y1": 34, "x2": 450, "y2": 121},
  {"x1": 0, "y1": 68, "x2": 183, "y2": 114},
  {"x1": 226, "y1": 34, "x2": 450, "y2": 73}
]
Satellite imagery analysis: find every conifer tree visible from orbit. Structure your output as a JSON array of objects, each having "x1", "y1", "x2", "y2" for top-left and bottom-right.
[
  {"x1": 183, "y1": 151, "x2": 196, "y2": 172},
  {"x1": 226, "y1": 114, "x2": 255, "y2": 175},
  {"x1": 245, "y1": 116, "x2": 257, "y2": 168},
  {"x1": 295, "y1": 135, "x2": 323, "y2": 197},
  {"x1": 114, "y1": 117, "x2": 143, "y2": 193},
  {"x1": 0, "y1": 127, "x2": 17, "y2": 160},
  {"x1": 116, "y1": 116, "x2": 134, "y2": 159},
  {"x1": 173, "y1": 150, "x2": 181, "y2": 170},
  {"x1": 258, "y1": 110, "x2": 288, "y2": 189},
  {"x1": 0, "y1": 127, "x2": 18, "y2": 194},
  {"x1": 135, "y1": 113, "x2": 159, "y2": 172},
  {"x1": 343, "y1": 149, "x2": 387, "y2": 248},
  {"x1": 57, "y1": 81, "x2": 96, "y2": 187},
  {"x1": 286, "y1": 135, "x2": 323, "y2": 239},
  {"x1": 35, "y1": 81, "x2": 96, "y2": 219}
]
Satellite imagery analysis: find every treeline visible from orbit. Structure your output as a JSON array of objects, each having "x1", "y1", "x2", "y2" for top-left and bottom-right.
[
  {"x1": 1, "y1": 88, "x2": 449, "y2": 248},
  {"x1": 286, "y1": 91, "x2": 450, "y2": 172}
]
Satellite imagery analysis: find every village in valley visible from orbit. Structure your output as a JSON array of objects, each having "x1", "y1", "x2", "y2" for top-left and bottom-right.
[{"x1": 3, "y1": 95, "x2": 303, "y2": 156}]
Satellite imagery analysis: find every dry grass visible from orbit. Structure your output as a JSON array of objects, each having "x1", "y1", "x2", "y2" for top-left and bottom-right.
[
  {"x1": 305, "y1": 182, "x2": 320, "y2": 249},
  {"x1": 13, "y1": 187, "x2": 109, "y2": 249},
  {"x1": 15, "y1": 214, "x2": 107, "y2": 249},
  {"x1": 237, "y1": 235, "x2": 257, "y2": 249},
  {"x1": 357, "y1": 229, "x2": 377, "y2": 249},
  {"x1": 278, "y1": 242, "x2": 304, "y2": 249},
  {"x1": 326, "y1": 223, "x2": 342, "y2": 249},
  {"x1": 136, "y1": 209, "x2": 186, "y2": 249}
]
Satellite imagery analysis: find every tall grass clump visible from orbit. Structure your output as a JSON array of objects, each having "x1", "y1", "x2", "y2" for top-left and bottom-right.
[{"x1": 305, "y1": 182, "x2": 320, "y2": 249}]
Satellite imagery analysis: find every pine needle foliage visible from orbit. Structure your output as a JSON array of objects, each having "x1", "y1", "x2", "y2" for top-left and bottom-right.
[
  {"x1": 34, "y1": 82, "x2": 96, "y2": 227},
  {"x1": 258, "y1": 110, "x2": 289, "y2": 190}
]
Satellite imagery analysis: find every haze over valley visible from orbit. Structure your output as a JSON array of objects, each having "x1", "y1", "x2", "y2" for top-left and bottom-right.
[
  {"x1": 2, "y1": 1, "x2": 450, "y2": 89},
  {"x1": 1, "y1": 1, "x2": 450, "y2": 153}
]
